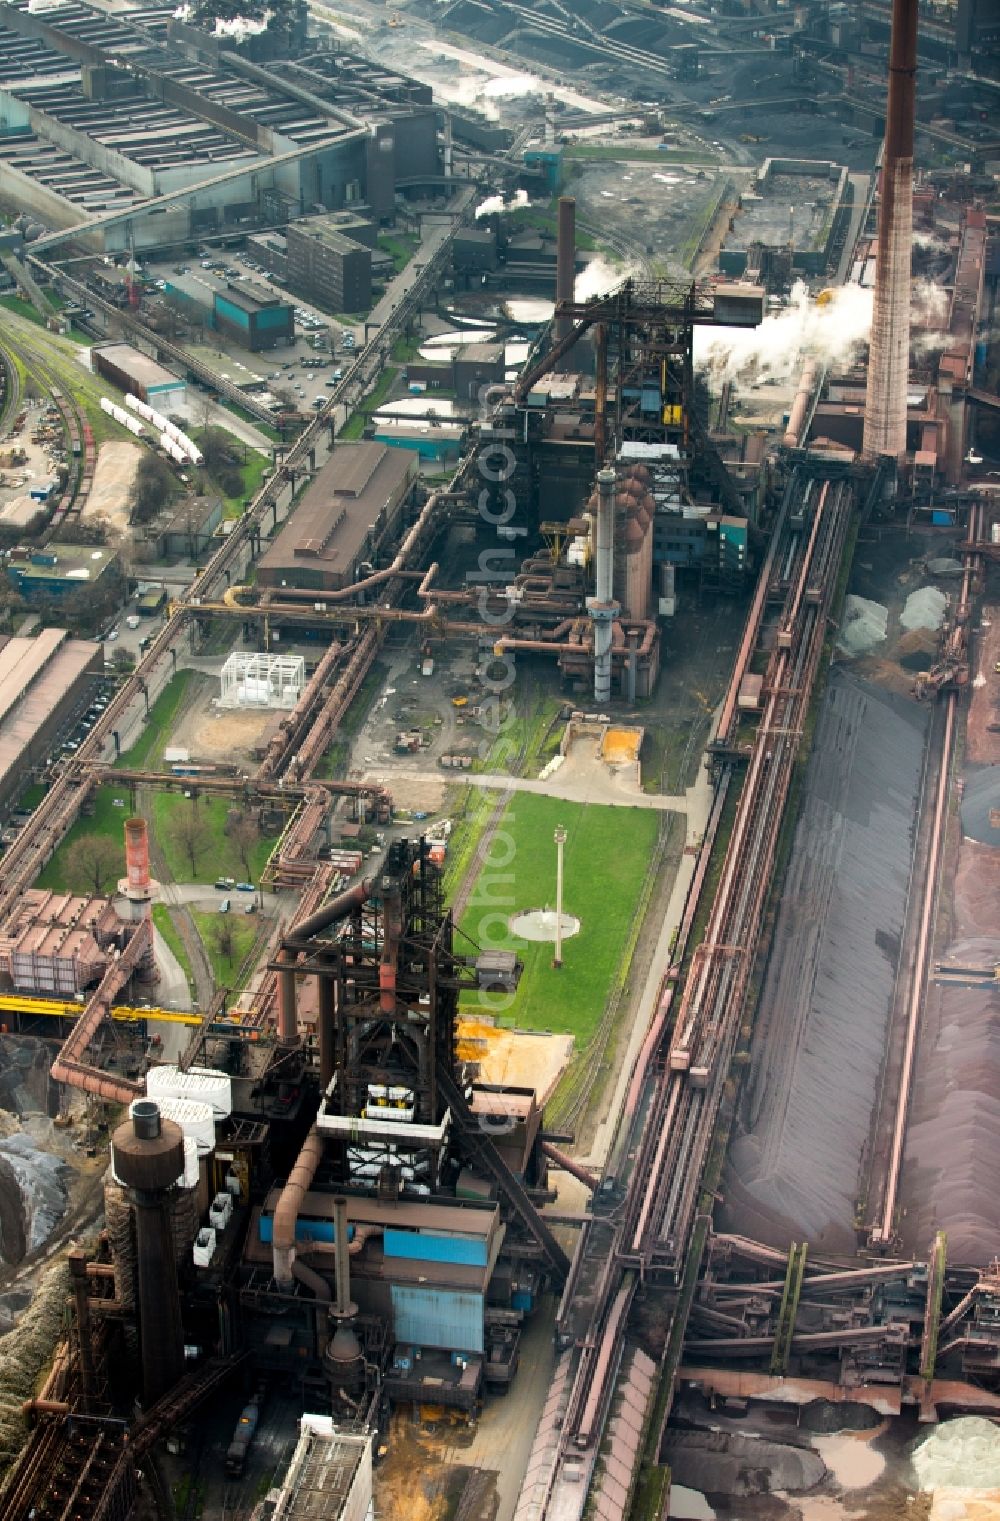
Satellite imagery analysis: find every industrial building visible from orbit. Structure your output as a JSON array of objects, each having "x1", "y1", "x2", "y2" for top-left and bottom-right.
[
  {"x1": 0, "y1": 1, "x2": 442, "y2": 253},
  {"x1": 91, "y1": 342, "x2": 186, "y2": 407},
  {"x1": 213, "y1": 280, "x2": 295, "y2": 351},
  {"x1": 0, "y1": 886, "x2": 124, "y2": 994},
  {"x1": 718, "y1": 158, "x2": 854, "y2": 282},
  {"x1": 286, "y1": 217, "x2": 373, "y2": 316},
  {"x1": 0, "y1": 628, "x2": 102, "y2": 816},
  {"x1": 269, "y1": 1417, "x2": 373, "y2": 1521},
  {"x1": 5, "y1": 543, "x2": 119, "y2": 604},
  {"x1": 256, "y1": 441, "x2": 419, "y2": 593}
]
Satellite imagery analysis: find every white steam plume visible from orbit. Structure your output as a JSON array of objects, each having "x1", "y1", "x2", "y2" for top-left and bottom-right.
[
  {"x1": 695, "y1": 279, "x2": 873, "y2": 385},
  {"x1": 575, "y1": 256, "x2": 635, "y2": 302},
  {"x1": 475, "y1": 188, "x2": 529, "y2": 219},
  {"x1": 911, "y1": 276, "x2": 949, "y2": 328},
  {"x1": 912, "y1": 229, "x2": 950, "y2": 254}
]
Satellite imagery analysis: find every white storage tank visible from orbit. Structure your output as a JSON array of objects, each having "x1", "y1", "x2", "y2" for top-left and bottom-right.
[
  {"x1": 131, "y1": 1095, "x2": 215, "y2": 1155},
  {"x1": 147, "y1": 1064, "x2": 232, "y2": 1119}
]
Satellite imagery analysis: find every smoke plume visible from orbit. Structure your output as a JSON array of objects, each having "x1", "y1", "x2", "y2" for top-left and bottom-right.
[
  {"x1": 475, "y1": 189, "x2": 529, "y2": 219},
  {"x1": 695, "y1": 280, "x2": 873, "y2": 385}
]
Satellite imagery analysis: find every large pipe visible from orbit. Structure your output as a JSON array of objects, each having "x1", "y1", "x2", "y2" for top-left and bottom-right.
[
  {"x1": 332, "y1": 1196, "x2": 356, "y2": 1319},
  {"x1": 287, "y1": 877, "x2": 373, "y2": 946},
  {"x1": 542, "y1": 1140, "x2": 600, "y2": 1192},
  {"x1": 272, "y1": 1127, "x2": 325, "y2": 1286},
  {"x1": 555, "y1": 196, "x2": 576, "y2": 344},
  {"x1": 784, "y1": 357, "x2": 820, "y2": 449},
  {"x1": 276, "y1": 947, "x2": 298, "y2": 1044},
  {"x1": 862, "y1": 0, "x2": 918, "y2": 462}
]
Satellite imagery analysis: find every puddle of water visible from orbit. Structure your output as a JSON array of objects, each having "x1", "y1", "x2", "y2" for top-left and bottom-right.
[
  {"x1": 505, "y1": 298, "x2": 553, "y2": 324},
  {"x1": 813, "y1": 1433, "x2": 885, "y2": 1490},
  {"x1": 670, "y1": 1485, "x2": 716, "y2": 1520}
]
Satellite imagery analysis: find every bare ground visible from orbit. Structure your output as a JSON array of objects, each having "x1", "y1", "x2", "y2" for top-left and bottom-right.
[
  {"x1": 169, "y1": 681, "x2": 276, "y2": 766},
  {"x1": 84, "y1": 440, "x2": 142, "y2": 537}
]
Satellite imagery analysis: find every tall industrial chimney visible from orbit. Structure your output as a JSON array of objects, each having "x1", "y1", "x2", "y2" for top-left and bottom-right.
[
  {"x1": 111, "y1": 1101, "x2": 187, "y2": 1405},
  {"x1": 862, "y1": 0, "x2": 918, "y2": 463},
  {"x1": 555, "y1": 196, "x2": 576, "y2": 344},
  {"x1": 119, "y1": 816, "x2": 158, "y2": 977}
]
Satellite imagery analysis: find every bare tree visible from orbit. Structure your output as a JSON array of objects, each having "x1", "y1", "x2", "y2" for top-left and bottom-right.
[
  {"x1": 169, "y1": 802, "x2": 203, "y2": 878},
  {"x1": 213, "y1": 916, "x2": 236, "y2": 968},
  {"x1": 65, "y1": 835, "x2": 122, "y2": 897},
  {"x1": 231, "y1": 816, "x2": 260, "y2": 881}
]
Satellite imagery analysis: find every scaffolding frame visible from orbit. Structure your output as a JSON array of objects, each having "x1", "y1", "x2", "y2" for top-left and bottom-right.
[{"x1": 219, "y1": 651, "x2": 305, "y2": 710}]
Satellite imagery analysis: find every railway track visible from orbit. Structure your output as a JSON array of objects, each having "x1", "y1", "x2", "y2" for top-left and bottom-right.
[
  {"x1": 0, "y1": 325, "x2": 95, "y2": 534},
  {"x1": 515, "y1": 465, "x2": 858, "y2": 1520}
]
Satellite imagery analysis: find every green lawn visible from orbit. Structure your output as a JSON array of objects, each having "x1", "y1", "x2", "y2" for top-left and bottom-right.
[
  {"x1": 151, "y1": 904, "x2": 195, "y2": 991},
  {"x1": 377, "y1": 231, "x2": 418, "y2": 275},
  {"x1": 190, "y1": 906, "x2": 260, "y2": 987},
  {"x1": 153, "y1": 792, "x2": 277, "y2": 886},
  {"x1": 220, "y1": 399, "x2": 281, "y2": 442},
  {"x1": 116, "y1": 670, "x2": 197, "y2": 771},
  {"x1": 457, "y1": 794, "x2": 660, "y2": 1044},
  {"x1": 194, "y1": 430, "x2": 270, "y2": 519},
  {"x1": 340, "y1": 367, "x2": 398, "y2": 441},
  {"x1": 35, "y1": 786, "x2": 131, "y2": 892},
  {"x1": 563, "y1": 143, "x2": 717, "y2": 166}
]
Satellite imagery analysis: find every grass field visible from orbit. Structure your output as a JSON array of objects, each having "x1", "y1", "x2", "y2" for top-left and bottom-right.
[
  {"x1": 35, "y1": 786, "x2": 130, "y2": 892},
  {"x1": 457, "y1": 793, "x2": 660, "y2": 1044},
  {"x1": 340, "y1": 367, "x2": 398, "y2": 441},
  {"x1": 190, "y1": 907, "x2": 259, "y2": 987},
  {"x1": 151, "y1": 904, "x2": 195, "y2": 992},
  {"x1": 153, "y1": 793, "x2": 277, "y2": 886},
  {"x1": 116, "y1": 671, "x2": 197, "y2": 771},
  {"x1": 563, "y1": 143, "x2": 717, "y2": 166},
  {"x1": 377, "y1": 232, "x2": 418, "y2": 275}
]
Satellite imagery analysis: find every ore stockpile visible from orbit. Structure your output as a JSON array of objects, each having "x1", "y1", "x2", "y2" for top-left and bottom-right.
[
  {"x1": 723, "y1": 670, "x2": 930, "y2": 1253},
  {"x1": 902, "y1": 836, "x2": 1000, "y2": 1263}
]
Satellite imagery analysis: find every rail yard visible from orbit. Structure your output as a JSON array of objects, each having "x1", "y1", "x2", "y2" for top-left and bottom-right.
[{"x1": 0, "y1": 0, "x2": 996, "y2": 1516}]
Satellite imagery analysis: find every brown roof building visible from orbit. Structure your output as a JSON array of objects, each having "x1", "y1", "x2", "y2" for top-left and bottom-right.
[
  {"x1": 0, "y1": 888, "x2": 124, "y2": 995},
  {"x1": 257, "y1": 442, "x2": 419, "y2": 593},
  {"x1": 0, "y1": 628, "x2": 102, "y2": 818}
]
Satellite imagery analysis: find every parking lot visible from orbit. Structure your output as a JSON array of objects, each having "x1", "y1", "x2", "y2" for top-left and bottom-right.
[{"x1": 142, "y1": 248, "x2": 362, "y2": 406}]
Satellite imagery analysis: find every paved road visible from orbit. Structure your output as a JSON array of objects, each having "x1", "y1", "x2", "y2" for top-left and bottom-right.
[
  {"x1": 365, "y1": 207, "x2": 474, "y2": 339},
  {"x1": 160, "y1": 882, "x2": 281, "y2": 912},
  {"x1": 382, "y1": 767, "x2": 688, "y2": 812}
]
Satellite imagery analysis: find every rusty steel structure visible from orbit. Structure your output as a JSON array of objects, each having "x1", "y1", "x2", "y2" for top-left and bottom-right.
[
  {"x1": 514, "y1": 462, "x2": 858, "y2": 1520},
  {"x1": 862, "y1": 0, "x2": 918, "y2": 462}
]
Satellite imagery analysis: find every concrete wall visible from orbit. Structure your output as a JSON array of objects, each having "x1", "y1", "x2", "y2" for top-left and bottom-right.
[{"x1": 0, "y1": 161, "x2": 84, "y2": 233}]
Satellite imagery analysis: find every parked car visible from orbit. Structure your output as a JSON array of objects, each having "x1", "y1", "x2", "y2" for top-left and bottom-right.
[
  {"x1": 236, "y1": 882, "x2": 255, "y2": 892},
  {"x1": 219, "y1": 898, "x2": 230, "y2": 913}
]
